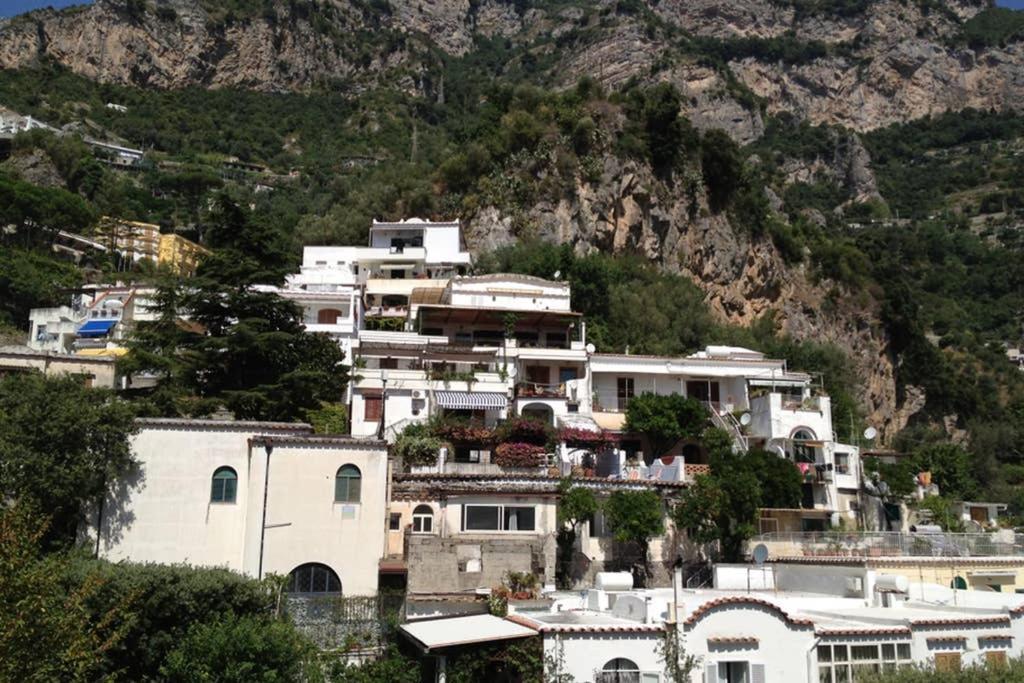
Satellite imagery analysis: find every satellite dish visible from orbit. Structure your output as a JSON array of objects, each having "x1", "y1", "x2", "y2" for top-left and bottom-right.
[
  {"x1": 863, "y1": 427, "x2": 878, "y2": 441},
  {"x1": 739, "y1": 413, "x2": 752, "y2": 426},
  {"x1": 585, "y1": 343, "x2": 596, "y2": 354},
  {"x1": 752, "y1": 543, "x2": 769, "y2": 566},
  {"x1": 552, "y1": 270, "x2": 561, "y2": 279}
]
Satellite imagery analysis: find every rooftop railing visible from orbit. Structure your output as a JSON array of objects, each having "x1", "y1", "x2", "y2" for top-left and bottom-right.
[{"x1": 751, "y1": 531, "x2": 1024, "y2": 558}]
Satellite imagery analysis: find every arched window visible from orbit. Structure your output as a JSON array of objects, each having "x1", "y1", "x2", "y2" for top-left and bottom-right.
[
  {"x1": 601, "y1": 658, "x2": 640, "y2": 683},
  {"x1": 317, "y1": 308, "x2": 343, "y2": 324},
  {"x1": 412, "y1": 505, "x2": 434, "y2": 534},
  {"x1": 791, "y1": 428, "x2": 818, "y2": 464},
  {"x1": 335, "y1": 464, "x2": 361, "y2": 503},
  {"x1": 210, "y1": 466, "x2": 237, "y2": 503},
  {"x1": 287, "y1": 563, "x2": 341, "y2": 594}
]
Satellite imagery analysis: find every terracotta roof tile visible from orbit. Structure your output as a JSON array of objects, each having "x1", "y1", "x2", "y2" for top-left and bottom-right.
[{"x1": 684, "y1": 597, "x2": 813, "y2": 628}]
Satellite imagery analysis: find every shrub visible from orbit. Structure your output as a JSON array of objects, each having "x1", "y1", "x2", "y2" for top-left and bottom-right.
[
  {"x1": 494, "y1": 416, "x2": 555, "y2": 445},
  {"x1": 432, "y1": 419, "x2": 495, "y2": 445},
  {"x1": 559, "y1": 425, "x2": 614, "y2": 447},
  {"x1": 494, "y1": 442, "x2": 546, "y2": 468},
  {"x1": 160, "y1": 614, "x2": 314, "y2": 682},
  {"x1": 393, "y1": 432, "x2": 444, "y2": 469}
]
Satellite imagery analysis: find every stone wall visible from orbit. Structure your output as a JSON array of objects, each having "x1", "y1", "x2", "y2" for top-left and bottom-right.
[{"x1": 407, "y1": 534, "x2": 557, "y2": 593}]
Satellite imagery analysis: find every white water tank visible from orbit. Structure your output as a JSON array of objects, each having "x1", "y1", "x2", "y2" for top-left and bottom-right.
[
  {"x1": 595, "y1": 572, "x2": 633, "y2": 592},
  {"x1": 875, "y1": 574, "x2": 909, "y2": 593}
]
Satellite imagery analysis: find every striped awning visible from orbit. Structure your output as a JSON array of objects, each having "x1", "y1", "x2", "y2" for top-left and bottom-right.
[{"x1": 435, "y1": 391, "x2": 507, "y2": 410}]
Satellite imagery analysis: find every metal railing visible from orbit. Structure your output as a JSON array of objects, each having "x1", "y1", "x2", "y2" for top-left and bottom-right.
[
  {"x1": 704, "y1": 401, "x2": 749, "y2": 452},
  {"x1": 751, "y1": 531, "x2": 1024, "y2": 558}
]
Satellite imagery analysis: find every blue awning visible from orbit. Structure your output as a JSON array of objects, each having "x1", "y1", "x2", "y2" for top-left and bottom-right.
[{"x1": 77, "y1": 319, "x2": 117, "y2": 338}]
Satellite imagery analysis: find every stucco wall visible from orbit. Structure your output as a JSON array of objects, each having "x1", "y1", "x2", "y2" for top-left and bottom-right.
[
  {"x1": 684, "y1": 602, "x2": 818, "y2": 683},
  {"x1": 90, "y1": 423, "x2": 388, "y2": 596},
  {"x1": 547, "y1": 632, "x2": 665, "y2": 682}
]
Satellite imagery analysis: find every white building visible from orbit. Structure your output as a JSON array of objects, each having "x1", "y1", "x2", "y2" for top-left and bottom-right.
[
  {"x1": 403, "y1": 562, "x2": 1024, "y2": 682},
  {"x1": 87, "y1": 418, "x2": 390, "y2": 596},
  {"x1": 27, "y1": 284, "x2": 159, "y2": 358},
  {"x1": 587, "y1": 345, "x2": 861, "y2": 530}
]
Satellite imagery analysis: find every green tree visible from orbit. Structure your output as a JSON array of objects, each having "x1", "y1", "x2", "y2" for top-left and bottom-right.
[
  {"x1": 0, "y1": 506, "x2": 131, "y2": 683},
  {"x1": 624, "y1": 393, "x2": 708, "y2": 460},
  {"x1": 0, "y1": 247, "x2": 82, "y2": 329},
  {"x1": 0, "y1": 373, "x2": 137, "y2": 546},
  {"x1": 700, "y1": 129, "x2": 744, "y2": 213},
  {"x1": 603, "y1": 490, "x2": 666, "y2": 587},
  {"x1": 123, "y1": 194, "x2": 349, "y2": 420},
  {"x1": 672, "y1": 429, "x2": 769, "y2": 562},
  {"x1": 556, "y1": 480, "x2": 599, "y2": 588},
  {"x1": 912, "y1": 443, "x2": 976, "y2": 501}
]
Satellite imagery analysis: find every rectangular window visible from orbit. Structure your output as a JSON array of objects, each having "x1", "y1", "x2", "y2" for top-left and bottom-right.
[
  {"x1": 718, "y1": 661, "x2": 750, "y2": 683},
  {"x1": 503, "y1": 506, "x2": 536, "y2": 532},
  {"x1": 686, "y1": 380, "x2": 721, "y2": 404},
  {"x1": 363, "y1": 394, "x2": 382, "y2": 421},
  {"x1": 616, "y1": 377, "x2": 635, "y2": 411},
  {"x1": 818, "y1": 643, "x2": 912, "y2": 683},
  {"x1": 379, "y1": 357, "x2": 398, "y2": 369},
  {"x1": 986, "y1": 651, "x2": 1007, "y2": 667},
  {"x1": 389, "y1": 513, "x2": 402, "y2": 530},
  {"x1": 454, "y1": 331, "x2": 473, "y2": 345},
  {"x1": 462, "y1": 504, "x2": 537, "y2": 532},
  {"x1": 463, "y1": 505, "x2": 501, "y2": 531},
  {"x1": 835, "y1": 452, "x2": 850, "y2": 475},
  {"x1": 934, "y1": 653, "x2": 961, "y2": 673}
]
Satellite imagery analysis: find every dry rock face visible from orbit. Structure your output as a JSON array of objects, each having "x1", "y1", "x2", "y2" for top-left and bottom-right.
[
  {"x1": 464, "y1": 156, "x2": 908, "y2": 439},
  {"x1": 1, "y1": 0, "x2": 1015, "y2": 438}
]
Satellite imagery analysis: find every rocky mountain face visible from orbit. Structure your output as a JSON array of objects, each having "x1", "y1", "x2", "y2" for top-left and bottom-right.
[
  {"x1": 1, "y1": 0, "x2": 1020, "y2": 135},
  {"x1": 1, "y1": 0, "x2": 1019, "y2": 439}
]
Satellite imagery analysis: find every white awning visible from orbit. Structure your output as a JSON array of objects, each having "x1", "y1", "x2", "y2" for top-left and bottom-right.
[
  {"x1": 400, "y1": 615, "x2": 537, "y2": 653},
  {"x1": 749, "y1": 378, "x2": 807, "y2": 388},
  {"x1": 436, "y1": 391, "x2": 508, "y2": 410}
]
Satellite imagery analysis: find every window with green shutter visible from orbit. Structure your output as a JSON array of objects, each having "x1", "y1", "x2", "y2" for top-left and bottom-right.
[
  {"x1": 211, "y1": 466, "x2": 237, "y2": 503},
  {"x1": 335, "y1": 464, "x2": 361, "y2": 503}
]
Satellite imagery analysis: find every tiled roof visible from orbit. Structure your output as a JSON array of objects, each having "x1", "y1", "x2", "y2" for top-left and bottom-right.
[
  {"x1": 769, "y1": 556, "x2": 1024, "y2": 567},
  {"x1": 708, "y1": 636, "x2": 759, "y2": 645},
  {"x1": 911, "y1": 616, "x2": 1011, "y2": 627},
  {"x1": 249, "y1": 434, "x2": 387, "y2": 448},
  {"x1": 926, "y1": 636, "x2": 967, "y2": 643},
  {"x1": 505, "y1": 613, "x2": 664, "y2": 634},
  {"x1": 136, "y1": 417, "x2": 313, "y2": 431},
  {"x1": 817, "y1": 627, "x2": 911, "y2": 637},
  {"x1": 394, "y1": 472, "x2": 688, "y2": 489},
  {"x1": 683, "y1": 597, "x2": 814, "y2": 628}
]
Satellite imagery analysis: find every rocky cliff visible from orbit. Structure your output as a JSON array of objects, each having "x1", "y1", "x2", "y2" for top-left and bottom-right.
[
  {"x1": 1, "y1": 0, "x2": 1021, "y2": 135},
  {"x1": 1, "y1": 0, "x2": 1020, "y2": 439}
]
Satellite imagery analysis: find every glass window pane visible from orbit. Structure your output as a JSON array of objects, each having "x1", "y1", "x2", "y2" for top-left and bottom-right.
[
  {"x1": 313, "y1": 566, "x2": 328, "y2": 592},
  {"x1": 818, "y1": 646, "x2": 832, "y2": 662},
  {"x1": 819, "y1": 668, "x2": 832, "y2": 683},
  {"x1": 224, "y1": 477, "x2": 236, "y2": 502},
  {"x1": 851, "y1": 645, "x2": 877, "y2": 661},
  {"x1": 835, "y1": 665, "x2": 850, "y2": 682},
  {"x1": 834, "y1": 646, "x2": 849, "y2": 662},
  {"x1": 211, "y1": 478, "x2": 224, "y2": 501},
  {"x1": 465, "y1": 506, "x2": 500, "y2": 530},
  {"x1": 881, "y1": 644, "x2": 894, "y2": 660},
  {"x1": 349, "y1": 477, "x2": 361, "y2": 502},
  {"x1": 504, "y1": 506, "x2": 535, "y2": 531},
  {"x1": 896, "y1": 644, "x2": 911, "y2": 660}
]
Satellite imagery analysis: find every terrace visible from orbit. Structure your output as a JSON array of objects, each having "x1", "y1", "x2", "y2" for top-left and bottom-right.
[{"x1": 750, "y1": 531, "x2": 1024, "y2": 559}]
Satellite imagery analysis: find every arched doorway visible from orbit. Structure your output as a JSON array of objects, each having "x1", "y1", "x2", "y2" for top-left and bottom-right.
[{"x1": 520, "y1": 402, "x2": 554, "y2": 426}]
